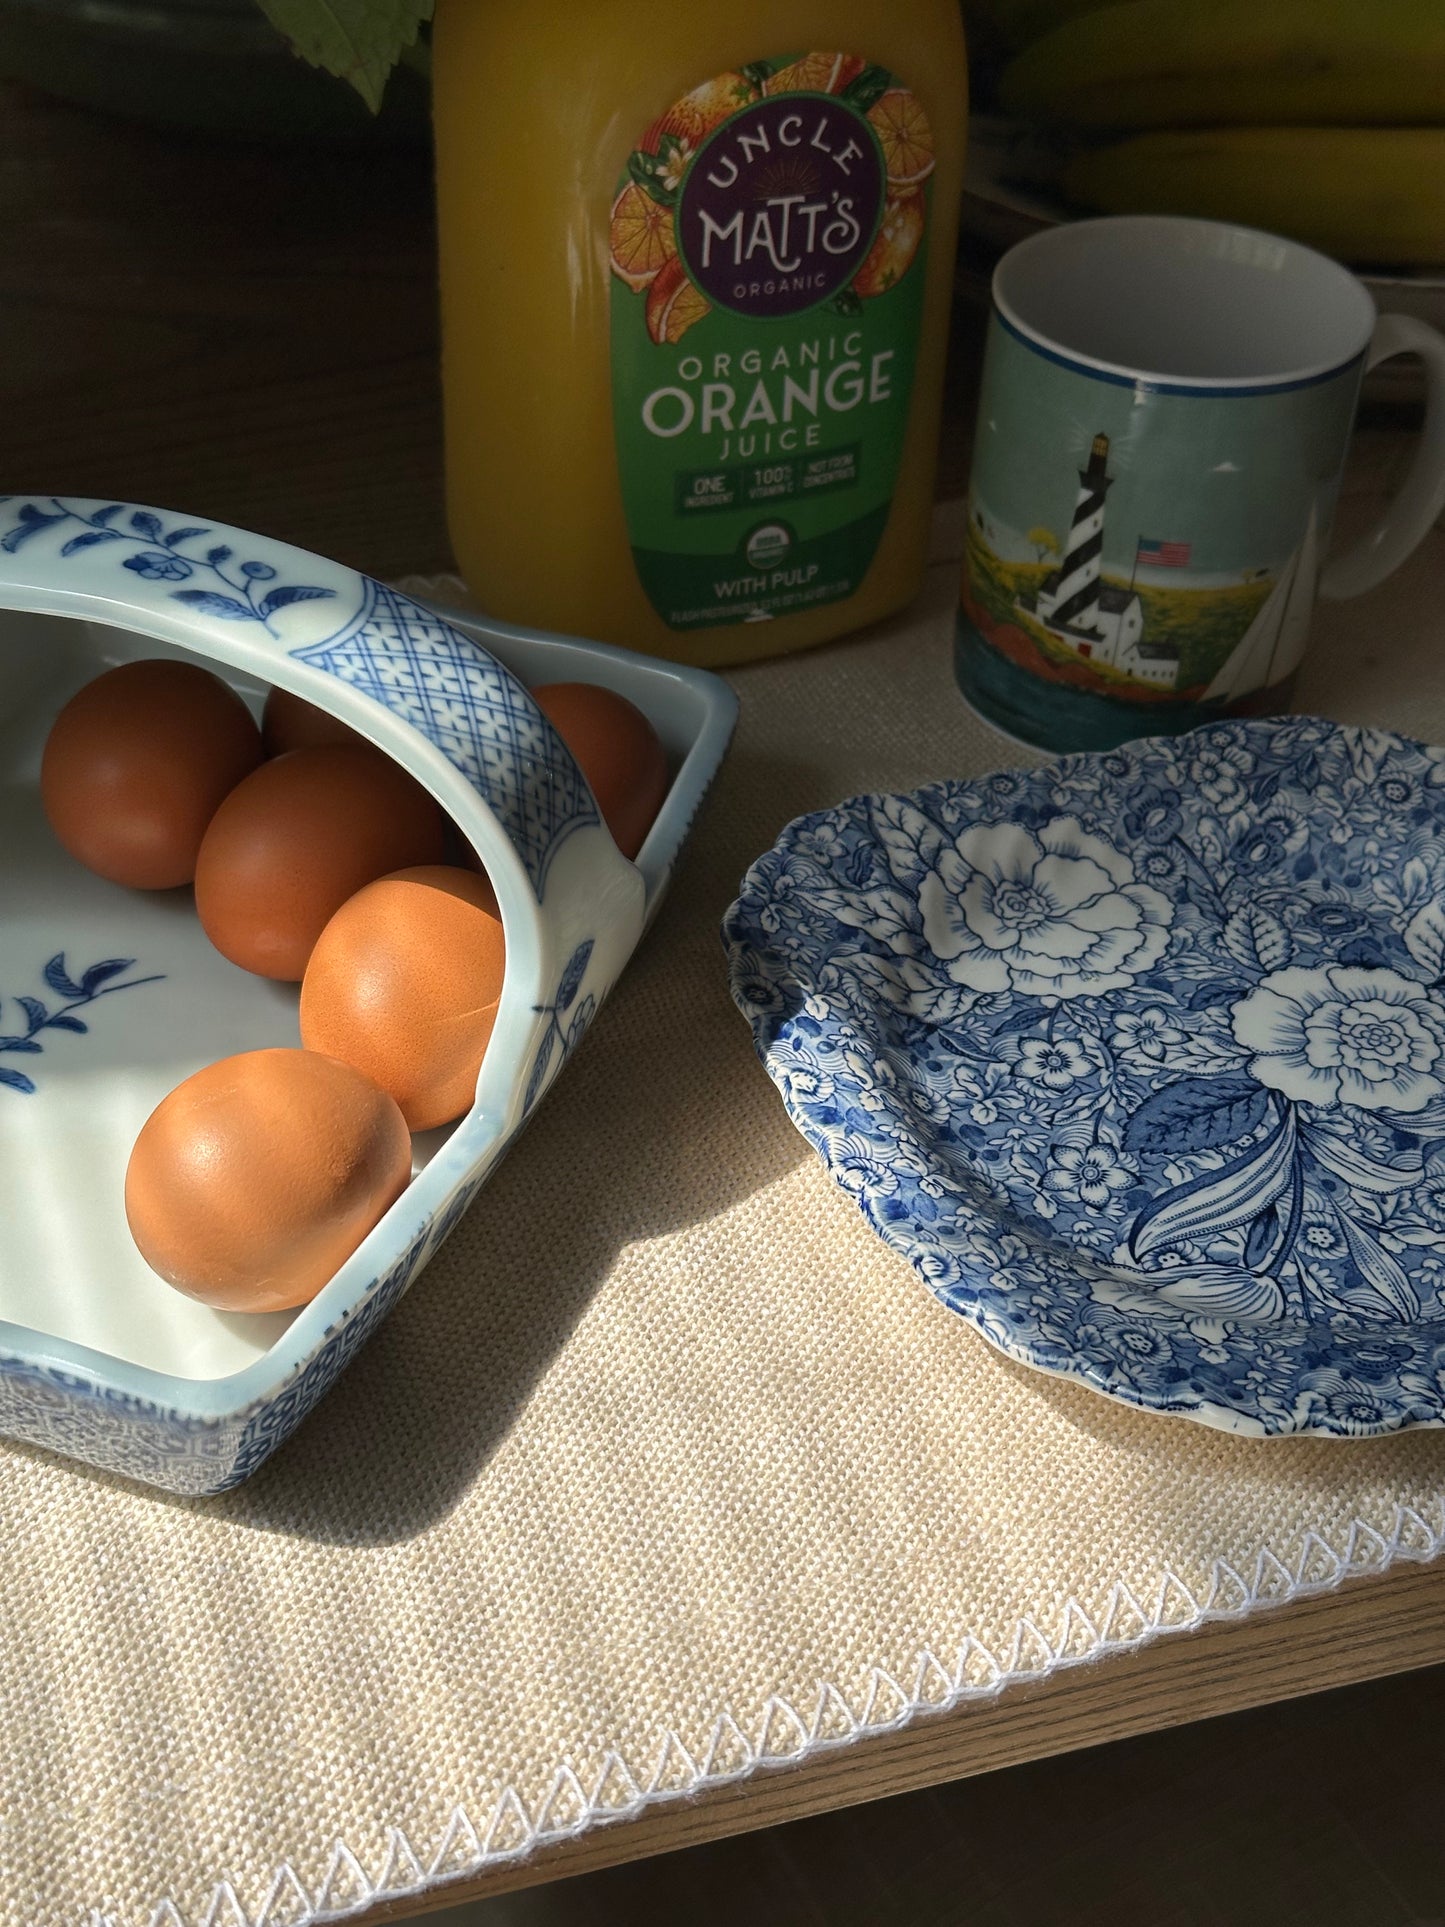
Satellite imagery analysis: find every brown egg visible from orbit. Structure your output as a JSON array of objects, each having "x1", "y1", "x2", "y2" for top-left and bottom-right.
[
  {"x1": 262, "y1": 684, "x2": 367, "y2": 756},
  {"x1": 125, "y1": 1048, "x2": 412, "y2": 1313},
  {"x1": 194, "y1": 743, "x2": 445, "y2": 980},
  {"x1": 41, "y1": 659, "x2": 263, "y2": 888},
  {"x1": 533, "y1": 682, "x2": 669, "y2": 861},
  {"x1": 301, "y1": 865, "x2": 505, "y2": 1131}
]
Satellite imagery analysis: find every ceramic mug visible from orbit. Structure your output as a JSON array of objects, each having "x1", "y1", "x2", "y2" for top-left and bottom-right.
[{"x1": 955, "y1": 215, "x2": 1445, "y2": 753}]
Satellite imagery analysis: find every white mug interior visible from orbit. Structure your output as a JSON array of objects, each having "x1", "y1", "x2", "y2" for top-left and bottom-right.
[{"x1": 995, "y1": 215, "x2": 1378, "y2": 387}]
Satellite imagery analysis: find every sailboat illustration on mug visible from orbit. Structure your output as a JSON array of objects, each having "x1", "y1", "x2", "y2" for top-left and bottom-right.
[{"x1": 1202, "y1": 503, "x2": 1320, "y2": 705}]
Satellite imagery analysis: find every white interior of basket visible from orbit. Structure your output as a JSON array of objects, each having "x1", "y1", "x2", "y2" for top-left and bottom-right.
[
  {"x1": 0, "y1": 606, "x2": 704, "y2": 1387},
  {"x1": 0, "y1": 614, "x2": 322, "y2": 1374}
]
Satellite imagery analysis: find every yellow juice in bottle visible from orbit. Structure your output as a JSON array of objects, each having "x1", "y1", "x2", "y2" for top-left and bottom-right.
[{"x1": 433, "y1": 0, "x2": 967, "y2": 666}]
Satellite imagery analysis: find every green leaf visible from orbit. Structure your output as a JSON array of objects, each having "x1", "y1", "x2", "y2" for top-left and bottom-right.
[
  {"x1": 627, "y1": 149, "x2": 676, "y2": 207},
  {"x1": 254, "y1": 0, "x2": 432, "y2": 112},
  {"x1": 841, "y1": 63, "x2": 894, "y2": 114}
]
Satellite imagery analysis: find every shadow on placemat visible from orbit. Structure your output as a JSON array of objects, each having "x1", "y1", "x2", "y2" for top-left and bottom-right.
[{"x1": 239, "y1": 744, "x2": 820, "y2": 1544}]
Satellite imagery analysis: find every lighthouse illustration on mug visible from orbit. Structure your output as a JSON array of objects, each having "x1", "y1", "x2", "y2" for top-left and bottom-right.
[
  {"x1": 1026, "y1": 434, "x2": 1178, "y2": 687},
  {"x1": 957, "y1": 373, "x2": 1346, "y2": 757}
]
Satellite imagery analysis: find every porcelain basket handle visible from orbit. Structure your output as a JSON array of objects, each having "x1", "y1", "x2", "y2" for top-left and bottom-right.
[{"x1": 0, "y1": 494, "x2": 647, "y2": 1137}]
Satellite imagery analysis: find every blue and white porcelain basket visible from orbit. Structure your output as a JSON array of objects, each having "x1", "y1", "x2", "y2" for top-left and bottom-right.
[{"x1": 0, "y1": 496, "x2": 736, "y2": 1494}]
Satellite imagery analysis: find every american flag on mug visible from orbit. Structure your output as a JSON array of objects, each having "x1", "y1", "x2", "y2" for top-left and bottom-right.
[{"x1": 1136, "y1": 536, "x2": 1192, "y2": 568}]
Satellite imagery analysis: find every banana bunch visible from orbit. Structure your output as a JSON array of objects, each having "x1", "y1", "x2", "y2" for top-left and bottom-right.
[
  {"x1": 967, "y1": 0, "x2": 1120, "y2": 54},
  {"x1": 999, "y1": 0, "x2": 1445, "y2": 131},
  {"x1": 980, "y1": 0, "x2": 1445, "y2": 267},
  {"x1": 1067, "y1": 128, "x2": 1445, "y2": 268}
]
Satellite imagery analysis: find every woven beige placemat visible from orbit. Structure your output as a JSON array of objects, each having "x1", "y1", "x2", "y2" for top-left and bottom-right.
[{"x1": 5, "y1": 489, "x2": 1445, "y2": 1927}]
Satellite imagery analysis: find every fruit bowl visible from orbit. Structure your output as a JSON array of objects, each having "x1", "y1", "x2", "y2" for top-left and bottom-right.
[{"x1": 0, "y1": 495, "x2": 736, "y2": 1494}]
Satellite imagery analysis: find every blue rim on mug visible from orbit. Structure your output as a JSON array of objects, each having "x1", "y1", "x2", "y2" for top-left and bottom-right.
[
  {"x1": 992, "y1": 309, "x2": 1365, "y2": 401},
  {"x1": 994, "y1": 214, "x2": 1377, "y2": 395}
]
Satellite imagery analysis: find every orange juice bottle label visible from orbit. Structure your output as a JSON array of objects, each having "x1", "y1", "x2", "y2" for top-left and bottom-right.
[{"x1": 609, "y1": 55, "x2": 934, "y2": 632}]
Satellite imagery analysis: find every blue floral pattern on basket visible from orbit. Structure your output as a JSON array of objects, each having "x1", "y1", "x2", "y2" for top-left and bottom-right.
[
  {"x1": 724, "y1": 717, "x2": 1445, "y2": 1440},
  {"x1": 0, "y1": 954, "x2": 162, "y2": 1095},
  {"x1": 0, "y1": 499, "x2": 335, "y2": 635},
  {"x1": 0, "y1": 498, "x2": 604, "y2": 901},
  {"x1": 524, "y1": 939, "x2": 597, "y2": 1114}
]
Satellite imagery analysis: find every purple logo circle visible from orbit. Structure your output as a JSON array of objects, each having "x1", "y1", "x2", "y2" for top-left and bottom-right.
[{"x1": 678, "y1": 95, "x2": 884, "y2": 319}]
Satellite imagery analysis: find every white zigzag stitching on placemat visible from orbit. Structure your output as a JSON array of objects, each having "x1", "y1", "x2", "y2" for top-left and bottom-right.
[{"x1": 74, "y1": 1498, "x2": 1444, "y2": 1927}]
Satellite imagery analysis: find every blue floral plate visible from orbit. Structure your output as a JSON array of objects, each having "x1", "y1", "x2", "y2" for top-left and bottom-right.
[{"x1": 725, "y1": 716, "x2": 1445, "y2": 1439}]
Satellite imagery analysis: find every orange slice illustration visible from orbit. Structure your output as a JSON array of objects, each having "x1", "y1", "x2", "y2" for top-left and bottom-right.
[
  {"x1": 867, "y1": 88, "x2": 935, "y2": 191},
  {"x1": 645, "y1": 256, "x2": 711, "y2": 345},
  {"x1": 764, "y1": 51, "x2": 867, "y2": 96},
  {"x1": 852, "y1": 192, "x2": 925, "y2": 298},
  {"x1": 644, "y1": 71, "x2": 759, "y2": 153},
  {"x1": 609, "y1": 180, "x2": 676, "y2": 292}
]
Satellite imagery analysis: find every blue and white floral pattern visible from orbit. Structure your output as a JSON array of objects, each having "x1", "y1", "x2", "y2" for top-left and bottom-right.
[
  {"x1": 0, "y1": 953, "x2": 162, "y2": 1094},
  {"x1": 0, "y1": 498, "x2": 604, "y2": 900},
  {"x1": 0, "y1": 499, "x2": 335, "y2": 635},
  {"x1": 524, "y1": 939, "x2": 597, "y2": 1115},
  {"x1": 724, "y1": 717, "x2": 1445, "y2": 1439}
]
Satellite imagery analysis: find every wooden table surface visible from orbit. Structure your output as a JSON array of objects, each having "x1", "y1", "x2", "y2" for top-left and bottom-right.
[{"x1": 6, "y1": 78, "x2": 1445, "y2": 1923}]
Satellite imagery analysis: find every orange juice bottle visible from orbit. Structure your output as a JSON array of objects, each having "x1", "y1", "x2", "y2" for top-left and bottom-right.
[{"x1": 432, "y1": 0, "x2": 967, "y2": 667}]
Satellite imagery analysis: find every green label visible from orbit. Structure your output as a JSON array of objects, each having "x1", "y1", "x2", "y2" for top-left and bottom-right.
[{"x1": 609, "y1": 53, "x2": 933, "y2": 631}]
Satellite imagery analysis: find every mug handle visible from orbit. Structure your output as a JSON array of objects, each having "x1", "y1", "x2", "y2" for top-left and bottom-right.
[{"x1": 1318, "y1": 313, "x2": 1445, "y2": 600}]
